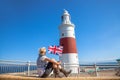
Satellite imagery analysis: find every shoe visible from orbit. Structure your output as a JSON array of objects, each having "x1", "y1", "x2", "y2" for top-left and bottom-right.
[
  {"x1": 60, "y1": 68, "x2": 72, "y2": 77},
  {"x1": 54, "y1": 68, "x2": 62, "y2": 78}
]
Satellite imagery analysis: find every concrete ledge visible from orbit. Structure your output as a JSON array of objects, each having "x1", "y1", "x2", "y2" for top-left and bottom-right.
[{"x1": 0, "y1": 75, "x2": 120, "y2": 80}]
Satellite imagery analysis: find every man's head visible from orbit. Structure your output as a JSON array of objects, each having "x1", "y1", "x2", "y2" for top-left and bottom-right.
[{"x1": 39, "y1": 47, "x2": 46, "y2": 56}]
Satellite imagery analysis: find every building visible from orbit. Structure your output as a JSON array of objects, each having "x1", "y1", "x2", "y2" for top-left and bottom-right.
[{"x1": 59, "y1": 10, "x2": 79, "y2": 73}]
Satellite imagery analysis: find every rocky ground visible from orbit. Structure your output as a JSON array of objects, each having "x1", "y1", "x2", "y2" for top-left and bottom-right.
[
  {"x1": 0, "y1": 70, "x2": 120, "y2": 80},
  {"x1": 0, "y1": 74, "x2": 120, "y2": 80}
]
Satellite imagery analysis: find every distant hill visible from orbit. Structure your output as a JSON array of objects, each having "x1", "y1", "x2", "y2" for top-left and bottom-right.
[{"x1": 80, "y1": 61, "x2": 118, "y2": 66}]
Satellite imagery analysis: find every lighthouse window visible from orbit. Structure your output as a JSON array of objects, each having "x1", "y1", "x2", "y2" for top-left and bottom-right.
[
  {"x1": 62, "y1": 33, "x2": 64, "y2": 36},
  {"x1": 61, "y1": 44, "x2": 64, "y2": 46},
  {"x1": 61, "y1": 44, "x2": 64, "y2": 48},
  {"x1": 61, "y1": 16, "x2": 63, "y2": 21}
]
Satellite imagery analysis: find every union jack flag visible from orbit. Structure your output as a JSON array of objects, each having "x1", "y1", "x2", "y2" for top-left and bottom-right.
[{"x1": 48, "y1": 45, "x2": 63, "y2": 56}]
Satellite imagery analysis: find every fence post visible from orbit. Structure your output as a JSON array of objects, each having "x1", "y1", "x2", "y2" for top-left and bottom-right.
[
  {"x1": 94, "y1": 63, "x2": 98, "y2": 77},
  {"x1": 78, "y1": 66, "x2": 80, "y2": 74},
  {"x1": 27, "y1": 61, "x2": 30, "y2": 76},
  {"x1": 63, "y1": 63, "x2": 65, "y2": 69}
]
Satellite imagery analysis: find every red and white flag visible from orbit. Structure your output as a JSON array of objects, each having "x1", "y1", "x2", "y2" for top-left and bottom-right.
[{"x1": 48, "y1": 45, "x2": 63, "y2": 56}]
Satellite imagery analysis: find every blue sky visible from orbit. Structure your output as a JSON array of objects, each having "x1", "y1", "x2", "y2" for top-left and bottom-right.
[{"x1": 0, "y1": 0, "x2": 120, "y2": 62}]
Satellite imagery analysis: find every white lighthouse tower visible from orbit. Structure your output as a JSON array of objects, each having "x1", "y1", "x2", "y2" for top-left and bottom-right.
[{"x1": 59, "y1": 10, "x2": 79, "y2": 73}]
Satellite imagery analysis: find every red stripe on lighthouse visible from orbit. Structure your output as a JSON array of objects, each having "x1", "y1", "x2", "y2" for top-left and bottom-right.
[{"x1": 60, "y1": 37, "x2": 77, "y2": 54}]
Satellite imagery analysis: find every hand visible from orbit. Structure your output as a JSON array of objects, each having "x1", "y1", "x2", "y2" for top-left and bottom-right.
[
  {"x1": 58, "y1": 61, "x2": 61, "y2": 64},
  {"x1": 57, "y1": 61, "x2": 61, "y2": 65}
]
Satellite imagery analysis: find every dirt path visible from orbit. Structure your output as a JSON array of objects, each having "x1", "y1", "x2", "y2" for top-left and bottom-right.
[{"x1": 0, "y1": 74, "x2": 120, "y2": 80}]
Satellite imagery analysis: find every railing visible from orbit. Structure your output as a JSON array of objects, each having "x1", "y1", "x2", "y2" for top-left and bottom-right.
[
  {"x1": 0, "y1": 60, "x2": 120, "y2": 77},
  {"x1": 0, "y1": 60, "x2": 37, "y2": 76}
]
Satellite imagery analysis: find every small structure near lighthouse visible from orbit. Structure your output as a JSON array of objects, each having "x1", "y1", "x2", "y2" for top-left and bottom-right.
[{"x1": 59, "y1": 10, "x2": 79, "y2": 73}]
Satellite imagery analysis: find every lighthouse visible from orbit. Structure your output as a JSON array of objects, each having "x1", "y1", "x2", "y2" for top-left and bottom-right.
[{"x1": 59, "y1": 10, "x2": 79, "y2": 73}]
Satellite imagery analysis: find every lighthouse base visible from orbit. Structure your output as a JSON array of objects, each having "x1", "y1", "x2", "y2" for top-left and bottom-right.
[{"x1": 59, "y1": 53, "x2": 79, "y2": 73}]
